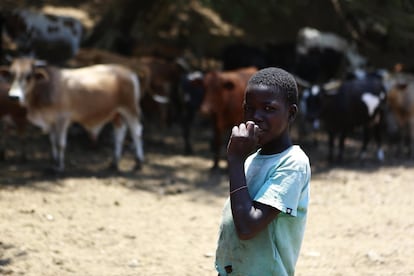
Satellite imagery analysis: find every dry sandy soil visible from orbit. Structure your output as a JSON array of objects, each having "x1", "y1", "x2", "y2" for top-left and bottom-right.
[{"x1": 0, "y1": 124, "x2": 413, "y2": 276}]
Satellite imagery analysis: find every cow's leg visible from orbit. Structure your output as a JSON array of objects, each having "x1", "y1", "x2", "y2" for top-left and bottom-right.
[
  {"x1": 110, "y1": 118, "x2": 127, "y2": 171},
  {"x1": 56, "y1": 118, "x2": 70, "y2": 172},
  {"x1": 373, "y1": 123, "x2": 385, "y2": 162},
  {"x1": 181, "y1": 107, "x2": 195, "y2": 155},
  {"x1": 50, "y1": 119, "x2": 70, "y2": 172},
  {"x1": 338, "y1": 131, "x2": 347, "y2": 162},
  {"x1": 409, "y1": 119, "x2": 414, "y2": 158},
  {"x1": 359, "y1": 126, "x2": 370, "y2": 160},
  {"x1": 0, "y1": 122, "x2": 6, "y2": 161},
  {"x1": 155, "y1": 100, "x2": 169, "y2": 129},
  {"x1": 328, "y1": 131, "x2": 335, "y2": 162},
  {"x1": 122, "y1": 113, "x2": 144, "y2": 170},
  {"x1": 401, "y1": 123, "x2": 410, "y2": 157},
  {"x1": 49, "y1": 127, "x2": 58, "y2": 165}
]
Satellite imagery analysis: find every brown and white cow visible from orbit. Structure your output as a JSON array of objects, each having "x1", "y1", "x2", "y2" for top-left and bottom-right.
[
  {"x1": 2, "y1": 57, "x2": 144, "y2": 172},
  {"x1": 200, "y1": 66, "x2": 258, "y2": 169}
]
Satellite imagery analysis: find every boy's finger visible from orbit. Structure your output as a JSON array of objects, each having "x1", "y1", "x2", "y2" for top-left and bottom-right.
[
  {"x1": 253, "y1": 125, "x2": 259, "y2": 137},
  {"x1": 246, "y1": 121, "x2": 256, "y2": 136},
  {"x1": 231, "y1": 125, "x2": 239, "y2": 137},
  {"x1": 238, "y1": 123, "x2": 247, "y2": 136}
]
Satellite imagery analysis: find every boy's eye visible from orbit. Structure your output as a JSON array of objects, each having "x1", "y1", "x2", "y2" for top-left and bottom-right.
[{"x1": 264, "y1": 105, "x2": 276, "y2": 111}]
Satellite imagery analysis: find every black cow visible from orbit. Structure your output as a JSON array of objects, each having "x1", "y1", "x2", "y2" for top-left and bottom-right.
[
  {"x1": 177, "y1": 71, "x2": 205, "y2": 154},
  {"x1": 302, "y1": 72, "x2": 387, "y2": 162},
  {"x1": 1, "y1": 9, "x2": 83, "y2": 64}
]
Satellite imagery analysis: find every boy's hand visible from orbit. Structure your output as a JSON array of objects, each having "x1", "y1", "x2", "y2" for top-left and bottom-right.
[{"x1": 227, "y1": 121, "x2": 259, "y2": 162}]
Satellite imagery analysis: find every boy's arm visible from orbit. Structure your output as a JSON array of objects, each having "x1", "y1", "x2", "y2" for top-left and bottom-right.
[
  {"x1": 227, "y1": 122, "x2": 280, "y2": 240},
  {"x1": 228, "y1": 158, "x2": 280, "y2": 240}
]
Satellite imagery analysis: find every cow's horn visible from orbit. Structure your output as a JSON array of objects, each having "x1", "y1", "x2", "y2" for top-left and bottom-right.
[{"x1": 323, "y1": 80, "x2": 342, "y2": 91}]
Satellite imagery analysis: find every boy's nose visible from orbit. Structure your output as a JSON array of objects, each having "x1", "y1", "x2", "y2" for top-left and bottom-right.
[{"x1": 252, "y1": 111, "x2": 264, "y2": 122}]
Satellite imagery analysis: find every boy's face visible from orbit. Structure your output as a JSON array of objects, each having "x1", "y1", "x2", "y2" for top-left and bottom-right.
[{"x1": 243, "y1": 85, "x2": 296, "y2": 152}]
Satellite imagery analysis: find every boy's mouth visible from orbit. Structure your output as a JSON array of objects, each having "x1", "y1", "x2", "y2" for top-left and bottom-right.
[
  {"x1": 250, "y1": 121, "x2": 265, "y2": 137},
  {"x1": 256, "y1": 127, "x2": 265, "y2": 137}
]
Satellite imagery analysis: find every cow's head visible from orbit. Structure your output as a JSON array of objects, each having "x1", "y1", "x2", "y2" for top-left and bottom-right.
[
  {"x1": 301, "y1": 80, "x2": 341, "y2": 130},
  {"x1": 6, "y1": 58, "x2": 49, "y2": 105},
  {"x1": 301, "y1": 85, "x2": 322, "y2": 130}
]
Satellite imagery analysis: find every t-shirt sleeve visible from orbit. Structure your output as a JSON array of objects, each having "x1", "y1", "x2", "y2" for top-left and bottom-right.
[{"x1": 253, "y1": 169, "x2": 305, "y2": 217}]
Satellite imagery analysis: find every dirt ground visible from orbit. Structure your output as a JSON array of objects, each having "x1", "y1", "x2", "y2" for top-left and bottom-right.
[{"x1": 0, "y1": 123, "x2": 413, "y2": 276}]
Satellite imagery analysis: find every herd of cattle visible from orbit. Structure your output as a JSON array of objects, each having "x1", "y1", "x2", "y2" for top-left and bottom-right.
[{"x1": 1, "y1": 8, "x2": 414, "y2": 173}]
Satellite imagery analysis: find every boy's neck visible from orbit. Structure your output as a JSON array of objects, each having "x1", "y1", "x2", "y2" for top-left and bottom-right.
[{"x1": 259, "y1": 136, "x2": 292, "y2": 155}]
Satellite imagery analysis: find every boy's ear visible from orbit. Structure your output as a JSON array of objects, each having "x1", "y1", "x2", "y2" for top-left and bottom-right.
[{"x1": 289, "y1": 104, "x2": 298, "y2": 122}]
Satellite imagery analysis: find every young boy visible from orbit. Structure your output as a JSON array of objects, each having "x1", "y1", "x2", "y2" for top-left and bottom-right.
[{"x1": 215, "y1": 67, "x2": 311, "y2": 276}]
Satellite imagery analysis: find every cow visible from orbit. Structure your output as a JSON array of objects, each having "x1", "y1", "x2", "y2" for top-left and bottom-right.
[
  {"x1": 301, "y1": 71, "x2": 387, "y2": 163},
  {"x1": 200, "y1": 66, "x2": 258, "y2": 169},
  {"x1": 1, "y1": 9, "x2": 83, "y2": 64},
  {"x1": 177, "y1": 70, "x2": 205, "y2": 154},
  {"x1": 1, "y1": 57, "x2": 144, "y2": 172},
  {"x1": 0, "y1": 79, "x2": 29, "y2": 160},
  {"x1": 386, "y1": 73, "x2": 414, "y2": 157},
  {"x1": 137, "y1": 56, "x2": 184, "y2": 128}
]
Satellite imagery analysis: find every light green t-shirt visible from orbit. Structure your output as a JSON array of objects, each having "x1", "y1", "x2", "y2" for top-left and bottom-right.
[{"x1": 215, "y1": 145, "x2": 311, "y2": 276}]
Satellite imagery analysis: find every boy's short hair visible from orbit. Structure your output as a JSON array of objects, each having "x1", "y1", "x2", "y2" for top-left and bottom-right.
[{"x1": 247, "y1": 67, "x2": 298, "y2": 105}]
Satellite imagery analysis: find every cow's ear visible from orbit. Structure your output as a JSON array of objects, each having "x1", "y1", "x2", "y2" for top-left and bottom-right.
[
  {"x1": 34, "y1": 68, "x2": 50, "y2": 81},
  {"x1": 223, "y1": 80, "x2": 235, "y2": 90}
]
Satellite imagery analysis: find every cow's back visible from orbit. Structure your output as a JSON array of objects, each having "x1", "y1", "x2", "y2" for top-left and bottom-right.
[
  {"x1": 321, "y1": 77, "x2": 385, "y2": 130},
  {"x1": 58, "y1": 64, "x2": 139, "y2": 127},
  {"x1": 348, "y1": 77, "x2": 385, "y2": 123},
  {"x1": 388, "y1": 81, "x2": 414, "y2": 126}
]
